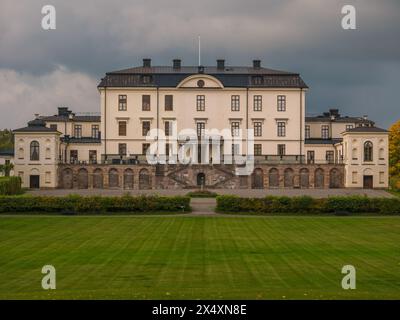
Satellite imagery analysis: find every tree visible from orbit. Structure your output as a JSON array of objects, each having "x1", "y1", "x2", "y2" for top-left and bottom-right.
[
  {"x1": 0, "y1": 129, "x2": 14, "y2": 151},
  {"x1": 389, "y1": 119, "x2": 400, "y2": 189},
  {"x1": 0, "y1": 163, "x2": 14, "y2": 177}
]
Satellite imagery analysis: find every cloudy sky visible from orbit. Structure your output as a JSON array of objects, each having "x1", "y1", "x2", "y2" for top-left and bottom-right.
[{"x1": 0, "y1": 0, "x2": 399, "y2": 129}]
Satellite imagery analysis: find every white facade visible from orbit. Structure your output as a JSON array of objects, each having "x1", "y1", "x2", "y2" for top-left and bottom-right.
[{"x1": 11, "y1": 59, "x2": 389, "y2": 189}]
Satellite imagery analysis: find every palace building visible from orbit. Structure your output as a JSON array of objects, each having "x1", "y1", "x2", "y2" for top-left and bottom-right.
[{"x1": 9, "y1": 58, "x2": 389, "y2": 190}]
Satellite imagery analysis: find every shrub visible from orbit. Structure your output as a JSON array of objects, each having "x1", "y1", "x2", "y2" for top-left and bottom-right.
[
  {"x1": 186, "y1": 190, "x2": 218, "y2": 198},
  {"x1": 0, "y1": 176, "x2": 22, "y2": 195},
  {"x1": 216, "y1": 195, "x2": 400, "y2": 215},
  {"x1": 0, "y1": 195, "x2": 191, "y2": 214}
]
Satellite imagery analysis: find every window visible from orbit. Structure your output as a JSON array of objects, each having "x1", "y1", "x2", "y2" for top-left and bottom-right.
[
  {"x1": 352, "y1": 148, "x2": 358, "y2": 160},
  {"x1": 277, "y1": 144, "x2": 286, "y2": 156},
  {"x1": 252, "y1": 76, "x2": 263, "y2": 85},
  {"x1": 364, "y1": 141, "x2": 373, "y2": 162},
  {"x1": 379, "y1": 148, "x2": 385, "y2": 160},
  {"x1": 45, "y1": 172, "x2": 51, "y2": 184},
  {"x1": 30, "y1": 141, "x2": 39, "y2": 161},
  {"x1": 196, "y1": 95, "x2": 205, "y2": 111},
  {"x1": 232, "y1": 144, "x2": 240, "y2": 155},
  {"x1": 45, "y1": 148, "x2": 51, "y2": 159},
  {"x1": 305, "y1": 125, "x2": 310, "y2": 139},
  {"x1": 277, "y1": 95, "x2": 286, "y2": 111},
  {"x1": 254, "y1": 122, "x2": 262, "y2": 137},
  {"x1": 307, "y1": 150, "x2": 315, "y2": 164},
  {"x1": 254, "y1": 144, "x2": 262, "y2": 156},
  {"x1": 118, "y1": 143, "x2": 127, "y2": 156},
  {"x1": 321, "y1": 125, "x2": 329, "y2": 139},
  {"x1": 70, "y1": 150, "x2": 78, "y2": 163},
  {"x1": 91, "y1": 125, "x2": 99, "y2": 138},
  {"x1": 253, "y1": 95, "x2": 262, "y2": 111},
  {"x1": 165, "y1": 143, "x2": 171, "y2": 157},
  {"x1": 352, "y1": 171, "x2": 358, "y2": 184},
  {"x1": 346, "y1": 124, "x2": 354, "y2": 131},
  {"x1": 142, "y1": 121, "x2": 150, "y2": 136},
  {"x1": 197, "y1": 122, "x2": 205, "y2": 137},
  {"x1": 379, "y1": 172, "x2": 385, "y2": 184},
  {"x1": 277, "y1": 122, "x2": 286, "y2": 137},
  {"x1": 231, "y1": 95, "x2": 240, "y2": 111},
  {"x1": 142, "y1": 143, "x2": 150, "y2": 155},
  {"x1": 326, "y1": 151, "x2": 334, "y2": 164},
  {"x1": 118, "y1": 121, "x2": 127, "y2": 136},
  {"x1": 231, "y1": 122, "x2": 240, "y2": 137},
  {"x1": 165, "y1": 121, "x2": 171, "y2": 136},
  {"x1": 50, "y1": 124, "x2": 57, "y2": 131},
  {"x1": 118, "y1": 95, "x2": 127, "y2": 111},
  {"x1": 142, "y1": 95, "x2": 150, "y2": 111},
  {"x1": 89, "y1": 150, "x2": 97, "y2": 163},
  {"x1": 141, "y1": 75, "x2": 152, "y2": 84},
  {"x1": 74, "y1": 124, "x2": 82, "y2": 138},
  {"x1": 18, "y1": 148, "x2": 24, "y2": 159},
  {"x1": 165, "y1": 95, "x2": 173, "y2": 111}
]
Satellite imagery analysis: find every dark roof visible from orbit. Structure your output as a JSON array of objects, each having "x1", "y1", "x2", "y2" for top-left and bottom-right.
[
  {"x1": 305, "y1": 138, "x2": 343, "y2": 145},
  {"x1": 0, "y1": 149, "x2": 14, "y2": 156},
  {"x1": 98, "y1": 65, "x2": 308, "y2": 88},
  {"x1": 13, "y1": 118, "x2": 60, "y2": 133},
  {"x1": 41, "y1": 115, "x2": 100, "y2": 122},
  {"x1": 305, "y1": 115, "x2": 374, "y2": 124},
  {"x1": 61, "y1": 137, "x2": 101, "y2": 144},
  {"x1": 345, "y1": 126, "x2": 388, "y2": 133}
]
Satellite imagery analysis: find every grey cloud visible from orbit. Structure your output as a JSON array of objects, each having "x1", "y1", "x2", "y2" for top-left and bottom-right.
[{"x1": 0, "y1": 0, "x2": 399, "y2": 128}]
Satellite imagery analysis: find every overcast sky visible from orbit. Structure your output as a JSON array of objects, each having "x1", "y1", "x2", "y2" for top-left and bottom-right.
[{"x1": 0, "y1": 0, "x2": 399, "y2": 129}]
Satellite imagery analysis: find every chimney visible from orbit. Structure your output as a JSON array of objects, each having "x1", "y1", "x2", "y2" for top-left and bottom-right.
[
  {"x1": 173, "y1": 59, "x2": 181, "y2": 69},
  {"x1": 143, "y1": 58, "x2": 151, "y2": 68},
  {"x1": 253, "y1": 59, "x2": 261, "y2": 69},
  {"x1": 217, "y1": 59, "x2": 225, "y2": 70},
  {"x1": 329, "y1": 109, "x2": 340, "y2": 119}
]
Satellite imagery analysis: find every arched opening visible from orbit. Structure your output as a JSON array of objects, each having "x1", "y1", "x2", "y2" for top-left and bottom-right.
[
  {"x1": 314, "y1": 168, "x2": 325, "y2": 188},
  {"x1": 284, "y1": 168, "x2": 294, "y2": 188},
  {"x1": 124, "y1": 168, "x2": 134, "y2": 189},
  {"x1": 109, "y1": 168, "x2": 119, "y2": 188},
  {"x1": 61, "y1": 168, "x2": 73, "y2": 189},
  {"x1": 30, "y1": 141, "x2": 40, "y2": 161},
  {"x1": 364, "y1": 141, "x2": 373, "y2": 162},
  {"x1": 197, "y1": 172, "x2": 206, "y2": 187},
  {"x1": 268, "y1": 168, "x2": 279, "y2": 188},
  {"x1": 251, "y1": 168, "x2": 264, "y2": 189},
  {"x1": 300, "y1": 168, "x2": 309, "y2": 188},
  {"x1": 77, "y1": 168, "x2": 88, "y2": 189},
  {"x1": 139, "y1": 168, "x2": 151, "y2": 190},
  {"x1": 329, "y1": 168, "x2": 342, "y2": 188},
  {"x1": 93, "y1": 168, "x2": 103, "y2": 189}
]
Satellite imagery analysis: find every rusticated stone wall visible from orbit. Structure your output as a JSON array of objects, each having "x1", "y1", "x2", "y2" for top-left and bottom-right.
[{"x1": 57, "y1": 163, "x2": 344, "y2": 190}]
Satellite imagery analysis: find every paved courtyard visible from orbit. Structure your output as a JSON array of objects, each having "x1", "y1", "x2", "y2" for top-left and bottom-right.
[{"x1": 27, "y1": 188, "x2": 394, "y2": 198}]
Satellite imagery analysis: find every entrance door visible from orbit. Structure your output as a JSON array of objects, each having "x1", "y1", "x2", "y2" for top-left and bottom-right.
[
  {"x1": 363, "y1": 175, "x2": 373, "y2": 189},
  {"x1": 197, "y1": 173, "x2": 205, "y2": 187},
  {"x1": 29, "y1": 175, "x2": 40, "y2": 189}
]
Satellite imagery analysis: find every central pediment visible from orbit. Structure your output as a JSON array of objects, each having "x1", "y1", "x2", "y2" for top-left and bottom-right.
[{"x1": 177, "y1": 74, "x2": 224, "y2": 89}]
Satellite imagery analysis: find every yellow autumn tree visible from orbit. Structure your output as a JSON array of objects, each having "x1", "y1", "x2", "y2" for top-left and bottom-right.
[{"x1": 389, "y1": 119, "x2": 400, "y2": 189}]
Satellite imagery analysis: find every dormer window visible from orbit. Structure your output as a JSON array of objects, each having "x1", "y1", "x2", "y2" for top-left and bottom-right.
[
  {"x1": 252, "y1": 76, "x2": 263, "y2": 85},
  {"x1": 141, "y1": 75, "x2": 152, "y2": 84}
]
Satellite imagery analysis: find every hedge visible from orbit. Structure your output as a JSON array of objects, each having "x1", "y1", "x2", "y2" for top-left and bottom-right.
[
  {"x1": 186, "y1": 190, "x2": 218, "y2": 198},
  {"x1": 0, "y1": 176, "x2": 22, "y2": 195},
  {"x1": 0, "y1": 194, "x2": 191, "y2": 214},
  {"x1": 216, "y1": 195, "x2": 400, "y2": 215}
]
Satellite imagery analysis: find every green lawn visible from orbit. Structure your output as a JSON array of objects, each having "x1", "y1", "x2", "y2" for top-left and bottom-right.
[{"x1": 0, "y1": 215, "x2": 399, "y2": 299}]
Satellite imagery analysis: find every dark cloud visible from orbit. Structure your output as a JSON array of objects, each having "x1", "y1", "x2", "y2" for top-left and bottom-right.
[{"x1": 0, "y1": 0, "x2": 399, "y2": 128}]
